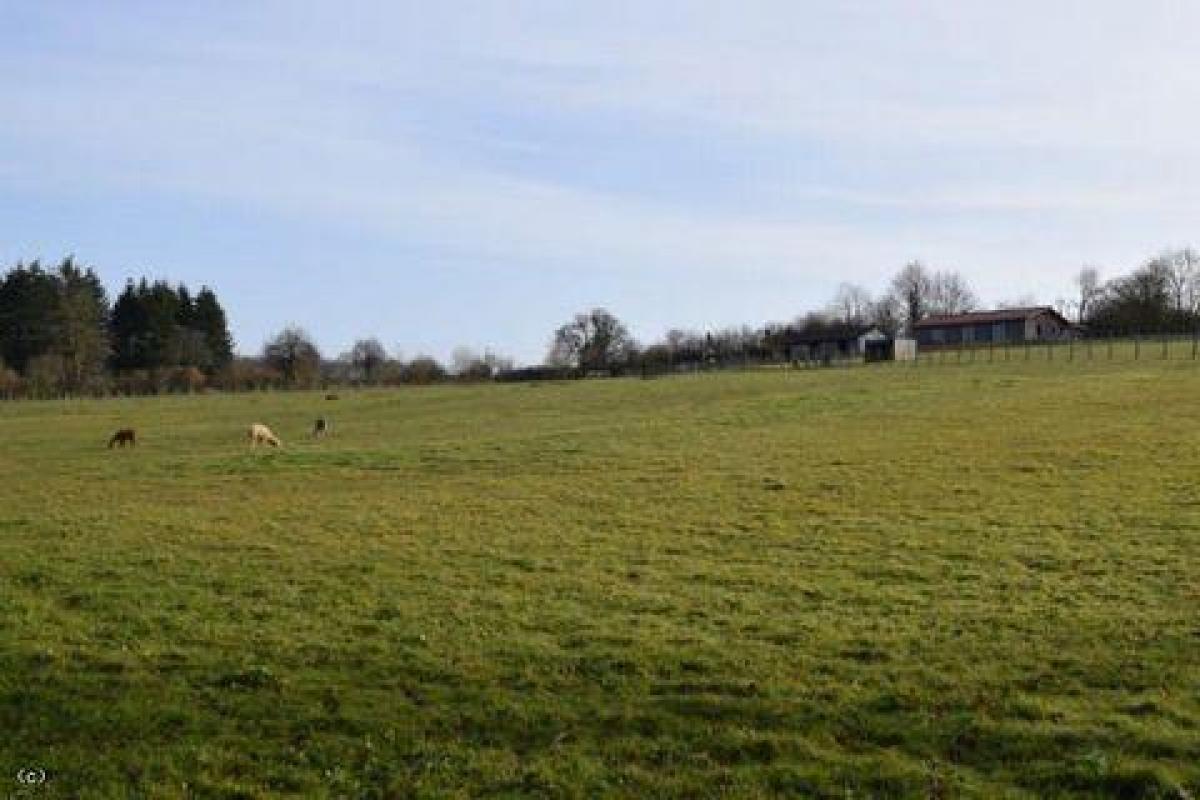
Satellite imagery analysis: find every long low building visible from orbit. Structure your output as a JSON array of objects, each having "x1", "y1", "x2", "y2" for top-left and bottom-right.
[
  {"x1": 914, "y1": 307, "x2": 1073, "y2": 346},
  {"x1": 785, "y1": 324, "x2": 893, "y2": 363}
]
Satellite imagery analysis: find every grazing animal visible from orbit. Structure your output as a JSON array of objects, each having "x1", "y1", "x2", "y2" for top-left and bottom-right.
[
  {"x1": 325, "y1": 393, "x2": 339, "y2": 400},
  {"x1": 312, "y1": 417, "x2": 330, "y2": 437},
  {"x1": 108, "y1": 428, "x2": 136, "y2": 448},
  {"x1": 247, "y1": 423, "x2": 282, "y2": 448}
]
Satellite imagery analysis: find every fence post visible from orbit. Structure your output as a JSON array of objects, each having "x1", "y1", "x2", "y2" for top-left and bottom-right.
[
  {"x1": 1068, "y1": 337, "x2": 1073, "y2": 362},
  {"x1": 1193, "y1": 329, "x2": 1198, "y2": 360},
  {"x1": 1135, "y1": 333, "x2": 1140, "y2": 360},
  {"x1": 1108, "y1": 335, "x2": 1113, "y2": 360}
]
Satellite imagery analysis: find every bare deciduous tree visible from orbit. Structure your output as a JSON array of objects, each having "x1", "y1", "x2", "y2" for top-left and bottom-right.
[
  {"x1": 451, "y1": 347, "x2": 513, "y2": 380},
  {"x1": 53, "y1": 258, "x2": 110, "y2": 393},
  {"x1": 830, "y1": 283, "x2": 874, "y2": 325},
  {"x1": 1075, "y1": 267, "x2": 1101, "y2": 322},
  {"x1": 548, "y1": 308, "x2": 635, "y2": 373},
  {"x1": 884, "y1": 262, "x2": 976, "y2": 331},
  {"x1": 263, "y1": 326, "x2": 322, "y2": 387},
  {"x1": 451, "y1": 347, "x2": 480, "y2": 376},
  {"x1": 1154, "y1": 249, "x2": 1200, "y2": 313},
  {"x1": 868, "y1": 298, "x2": 901, "y2": 335},
  {"x1": 657, "y1": 329, "x2": 705, "y2": 365},
  {"x1": 929, "y1": 271, "x2": 977, "y2": 316},
  {"x1": 888, "y1": 261, "x2": 933, "y2": 332},
  {"x1": 350, "y1": 337, "x2": 388, "y2": 384}
]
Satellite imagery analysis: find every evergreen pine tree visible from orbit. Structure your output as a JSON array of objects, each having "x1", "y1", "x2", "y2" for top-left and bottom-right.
[
  {"x1": 109, "y1": 280, "x2": 148, "y2": 371},
  {"x1": 0, "y1": 261, "x2": 60, "y2": 374},
  {"x1": 193, "y1": 287, "x2": 234, "y2": 372}
]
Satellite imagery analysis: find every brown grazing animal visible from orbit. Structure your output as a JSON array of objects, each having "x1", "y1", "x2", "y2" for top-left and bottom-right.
[
  {"x1": 247, "y1": 423, "x2": 282, "y2": 448},
  {"x1": 312, "y1": 417, "x2": 329, "y2": 437},
  {"x1": 108, "y1": 428, "x2": 136, "y2": 448}
]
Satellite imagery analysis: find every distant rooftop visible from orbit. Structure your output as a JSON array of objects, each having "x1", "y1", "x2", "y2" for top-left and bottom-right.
[
  {"x1": 914, "y1": 306, "x2": 1068, "y2": 328},
  {"x1": 783, "y1": 323, "x2": 881, "y2": 343}
]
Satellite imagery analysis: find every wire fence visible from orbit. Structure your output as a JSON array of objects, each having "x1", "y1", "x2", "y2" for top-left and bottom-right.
[
  {"x1": 627, "y1": 333, "x2": 1200, "y2": 378},
  {"x1": 647, "y1": 332, "x2": 1200, "y2": 375},
  {"x1": 908, "y1": 332, "x2": 1200, "y2": 367}
]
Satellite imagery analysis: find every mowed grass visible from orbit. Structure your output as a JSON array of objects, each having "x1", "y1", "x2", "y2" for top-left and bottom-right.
[{"x1": 1, "y1": 361, "x2": 1198, "y2": 798}]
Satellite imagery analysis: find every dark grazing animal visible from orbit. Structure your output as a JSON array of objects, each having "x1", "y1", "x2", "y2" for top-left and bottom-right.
[
  {"x1": 108, "y1": 428, "x2": 136, "y2": 448},
  {"x1": 325, "y1": 393, "x2": 339, "y2": 400},
  {"x1": 312, "y1": 417, "x2": 330, "y2": 437}
]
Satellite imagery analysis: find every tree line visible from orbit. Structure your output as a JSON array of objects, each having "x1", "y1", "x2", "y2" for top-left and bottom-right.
[
  {"x1": 241, "y1": 327, "x2": 514, "y2": 390},
  {"x1": 0, "y1": 258, "x2": 234, "y2": 397},
  {"x1": 0, "y1": 257, "x2": 517, "y2": 397},
  {"x1": 4, "y1": 247, "x2": 1198, "y2": 396},
  {"x1": 1070, "y1": 249, "x2": 1200, "y2": 334}
]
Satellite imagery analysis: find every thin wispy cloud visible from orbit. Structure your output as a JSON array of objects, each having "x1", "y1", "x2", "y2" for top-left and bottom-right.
[{"x1": 2, "y1": 1, "x2": 1199, "y2": 362}]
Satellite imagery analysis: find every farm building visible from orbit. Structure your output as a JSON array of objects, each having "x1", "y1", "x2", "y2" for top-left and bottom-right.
[
  {"x1": 786, "y1": 324, "x2": 893, "y2": 363},
  {"x1": 914, "y1": 307, "x2": 1073, "y2": 347}
]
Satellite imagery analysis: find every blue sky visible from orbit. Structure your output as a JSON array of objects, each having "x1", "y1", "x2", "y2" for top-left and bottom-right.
[{"x1": 3, "y1": 2, "x2": 1199, "y2": 365}]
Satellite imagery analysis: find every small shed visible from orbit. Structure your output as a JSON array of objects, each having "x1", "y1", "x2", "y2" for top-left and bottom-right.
[{"x1": 785, "y1": 324, "x2": 892, "y2": 364}]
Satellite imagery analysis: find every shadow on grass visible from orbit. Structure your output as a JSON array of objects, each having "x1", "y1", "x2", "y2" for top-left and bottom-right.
[{"x1": 2, "y1": 640, "x2": 1197, "y2": 798}]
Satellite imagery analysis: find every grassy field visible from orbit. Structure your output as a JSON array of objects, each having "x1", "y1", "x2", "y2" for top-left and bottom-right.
[{"x1": 2, "y1": 360, "x2": 1198, "y2": 798}]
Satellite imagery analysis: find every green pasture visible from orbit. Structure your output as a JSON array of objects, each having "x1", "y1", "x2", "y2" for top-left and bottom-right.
[{"x1": 1, "y1": 359, "x2": 1197, "y2": 797}]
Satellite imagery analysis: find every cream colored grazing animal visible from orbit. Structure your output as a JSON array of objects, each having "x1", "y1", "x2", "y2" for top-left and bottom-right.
[{"x1": 248, "y1": 423, "x2": 282, "y2": 448}]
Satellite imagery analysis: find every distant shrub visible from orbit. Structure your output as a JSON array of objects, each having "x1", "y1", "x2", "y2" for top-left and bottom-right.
[
  {"x1": 0, "y1": 362, "x2": 22, "y2": 398},
  {"x1": 403, "y1": 357, "x2": 447, "y2": 385},
  {"x1": 167, "y1": 366, "x2": 206, "y2": 393}
]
